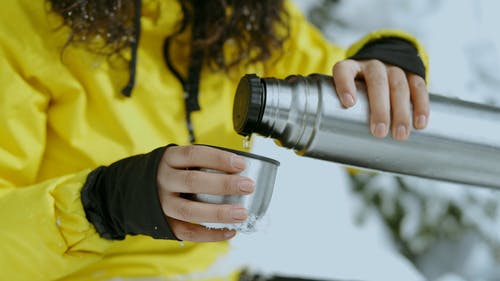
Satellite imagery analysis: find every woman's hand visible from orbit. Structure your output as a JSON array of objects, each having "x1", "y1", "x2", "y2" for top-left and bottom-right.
[
  {"x1": 332, "y1": 59, "x2": 429, "y2": 141},
  {"x1": 156, "y1": 145, "x2": 255, "y2": 242}
]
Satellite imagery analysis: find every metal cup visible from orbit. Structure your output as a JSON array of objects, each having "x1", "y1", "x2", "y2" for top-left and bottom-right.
[{"x1": 189, "y1": 145, "x2": 280, "y2": 233}]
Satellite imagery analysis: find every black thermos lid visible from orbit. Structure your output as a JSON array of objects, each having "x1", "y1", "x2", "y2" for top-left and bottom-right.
[{"x1": 232, "y1": 74, "x2": 265, "y2": 136}]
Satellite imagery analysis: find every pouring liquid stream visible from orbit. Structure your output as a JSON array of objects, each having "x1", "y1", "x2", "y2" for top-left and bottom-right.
[{"x1": 243, "y1": 134, "x2": 252, "y2": 149}]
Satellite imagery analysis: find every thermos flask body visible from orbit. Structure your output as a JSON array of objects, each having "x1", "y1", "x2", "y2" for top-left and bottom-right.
[{"x1": 233, "y1": 74, "x2": 500, "y2": 189}]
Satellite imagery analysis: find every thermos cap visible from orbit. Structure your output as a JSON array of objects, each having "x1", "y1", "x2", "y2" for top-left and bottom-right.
[{"x1": 233, "y1": 74, "x2": 265, "y2": 136}]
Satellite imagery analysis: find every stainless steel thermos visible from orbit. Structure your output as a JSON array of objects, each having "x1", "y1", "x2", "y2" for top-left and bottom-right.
[{"x1": 232, "y1": 74, "x2": 500, "y2": 189}]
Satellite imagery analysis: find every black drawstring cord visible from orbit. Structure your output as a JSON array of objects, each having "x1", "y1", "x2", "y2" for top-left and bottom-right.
[
  {"x1": 163, "y1": 38, "x2": 185, "y2": 86},
  {"x1": 163, "y1": 27, "x2": 203, "y2": 144},
  {"x1": 118, "y1": 0, "x2": 203, "y2": 143},
  {"x1": 121, "y1": 0, "x2": 142, "y2": 97}
]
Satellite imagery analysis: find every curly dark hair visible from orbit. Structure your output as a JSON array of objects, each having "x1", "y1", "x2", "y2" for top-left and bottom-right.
[{"x1": 46, "y1": 0, "x2": 290, "y2": 69}]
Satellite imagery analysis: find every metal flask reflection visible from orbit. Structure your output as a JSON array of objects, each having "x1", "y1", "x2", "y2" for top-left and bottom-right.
[
  {"x1": 189, "y1": 146, "x2": 280, "y2": 232},
  {"x1": 233, "y1": 73, "x2": 500, "y2": 189}
]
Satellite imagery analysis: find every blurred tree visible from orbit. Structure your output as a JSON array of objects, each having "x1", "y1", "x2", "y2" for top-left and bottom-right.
[{"x1": 349, "y1": 172, "x2": 500, "y2": 280}]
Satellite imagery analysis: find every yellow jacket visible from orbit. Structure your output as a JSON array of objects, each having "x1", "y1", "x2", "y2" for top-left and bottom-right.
[{"x1": 0, "y1": 0, "x2": 428, "y2": 280}]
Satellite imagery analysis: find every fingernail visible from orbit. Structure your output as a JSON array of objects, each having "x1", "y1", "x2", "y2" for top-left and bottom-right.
[
  {"x1": 230, "y1": 155, "x2": 246, "y2": 170},
  {"x1": 238, "y1": 179, "x2": 255, "y2": 193},
  {"x1": 416, "y1": 115, "x2": 427, "y2": 129},
  {"x1": 396, "y1": 125, "x2": 408, "y2": 140},
  {"x1": 372, "y1": 123, "x2": 387, "y2": 138},
  {"x1": 224, "y1": 230, "x2": 236, "y2": 238},
  {"x1": 342, "y1": 93, "x2": 355, "y2": 107},
  {"x1": 231, "y1": 208, "x2": 248, "y2": 221}
]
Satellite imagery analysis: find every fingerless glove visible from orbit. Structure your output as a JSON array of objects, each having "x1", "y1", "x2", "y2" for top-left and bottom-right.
[{"x1": 81, "y1": 145, "x2": 178, "y2": 240}]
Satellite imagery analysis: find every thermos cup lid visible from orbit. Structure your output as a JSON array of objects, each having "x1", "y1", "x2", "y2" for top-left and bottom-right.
[{"x1": 233, "y1": 74, "x2": 265, "y2": 136}]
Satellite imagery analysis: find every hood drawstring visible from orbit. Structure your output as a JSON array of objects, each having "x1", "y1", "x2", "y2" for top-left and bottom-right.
[
  {"x1": 121, "y1": 0, "x2": 203, "y2": 143},
  {"x1": 121, "y1": 0, "x2": 142, "y2": 97},
  {"x1": 163, "y1": 21, "x2": 203, "y2": 144}
]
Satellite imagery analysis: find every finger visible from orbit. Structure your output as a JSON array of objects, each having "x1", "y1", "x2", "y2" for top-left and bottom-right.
[
  {"x1": 167, "y1": 217, "x2": 237, "y2": 242},
  {"x1": 161, "y1": 195, "x2": 248, "y2": 224},
  {"x1": 161, "y1": 169, "x2": 255, "y2": 195},
  {"x1": 387, "y1": 66, "x2": 411, "y2": 141},
  {"x1": 332, "y1": 59, "x2": 361, "y2": 107},
  {"x1": 163, "y1": 145, "x2": 246, "y2": 173},
  {"x1": 407, "y1": 73, "x2": 429, "y2": 129},
  {"x1": 362, "y1": 60, "x2": 390, "y2": 138}
]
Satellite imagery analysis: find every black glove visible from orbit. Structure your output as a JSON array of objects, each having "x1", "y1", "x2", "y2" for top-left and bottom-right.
[
  {"x1": 81, "y1": 145, "x2": 178, "y2": 240},
  {"x1": 349, "y1": 37, "x2": 426, "y2": 79}
]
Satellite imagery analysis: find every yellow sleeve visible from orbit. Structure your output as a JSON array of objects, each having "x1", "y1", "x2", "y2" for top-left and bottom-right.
[
  {"x1": 0, "y1": 18, "x2": 112, "y2": 281},
  {"x1": 263, "y1": 1, "x2": 429, "y2": 81},
  {"x1": 0, "y1": 173, "x2": 112, "y2": 280}
]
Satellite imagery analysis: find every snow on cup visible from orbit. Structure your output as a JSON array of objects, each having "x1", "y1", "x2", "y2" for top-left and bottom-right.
[{"x1": 190, "y1": 145, "x2": 279, "y2": 233}]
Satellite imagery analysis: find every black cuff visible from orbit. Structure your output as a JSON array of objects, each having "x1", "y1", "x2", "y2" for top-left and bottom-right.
[
  {"x1": 349, "y1": 37, "x2": 426, "y2": 79},
  {"x1": 81, "y1": 145, "x2": 178, "y2": 240}
]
